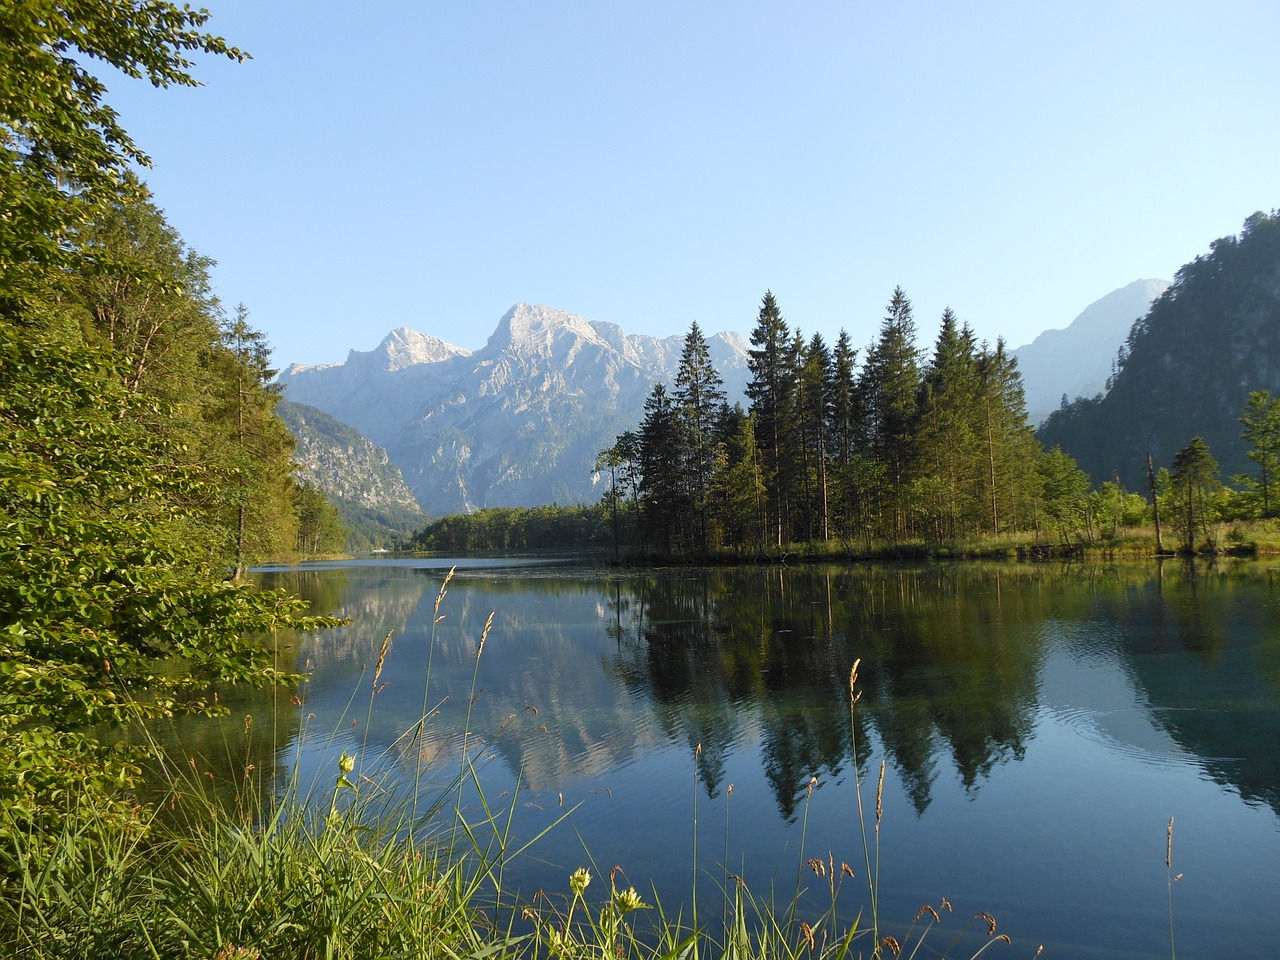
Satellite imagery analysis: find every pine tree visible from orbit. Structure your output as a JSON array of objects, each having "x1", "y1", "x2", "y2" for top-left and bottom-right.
[
  {"x1": 974, "y1": 338, "x2": 1040, "y2": 535},
  {"x1": 218, "y1": 304, "x2": 299, "y2": 578},
  {"x1": 914, "y1": 308, "x2": 981, "y2": 540},
  {"x1": 1170, "y1": 436, "x2": 1221, "y2": 552},
  {"x1": 829, "y1": 330, "x2": 860, "y2": 470},
  {"x1": 638, "y1": 384, "x2": 685, "y2": 554},
  {"x1": 708, "y1": 406, "x2": 768, "y2": 551},
  {"x1": 745, "y1": 291, "x2": 794, "y2": 545},
  {"x1": 1237, "y1": 391, "x2": 1280, "y2": 518},
  {"x1": 858, "y1": 287, "x2": 922, "y2": 540},
  {"x1": 673, "y1": 321, "x2": 726, "y2": 555},
  {"x1": 797, "y1": 331, "x2": 834, "y2": 541}
]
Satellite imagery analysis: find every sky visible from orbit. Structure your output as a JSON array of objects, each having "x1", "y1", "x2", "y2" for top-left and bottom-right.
[{"x1": 104, "y1": 0, "x2": 1280, "y2": 369}]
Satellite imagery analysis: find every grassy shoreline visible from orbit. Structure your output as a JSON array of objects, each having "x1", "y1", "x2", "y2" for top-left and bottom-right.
[{"x1": 2, "y1": 582, "x2": 1027, "y2": 960}]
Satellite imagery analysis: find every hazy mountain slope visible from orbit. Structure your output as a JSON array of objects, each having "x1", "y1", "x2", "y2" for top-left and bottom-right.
[
  {"x1": 276, "y1": 399, "x2": 425, "y2": 547},
  {"x1": 1037, "y1": 211, "x2": 1280, "y2": 488},
  {"x1": 278, "y1": 329, "x2": 472, "y2": 445},
  {"x1": 277, "y1": 304, "x2": 750, "y2": 515},
  {"x1": 1013, "y1": 279, "x2": 1169, "y2": 424}
]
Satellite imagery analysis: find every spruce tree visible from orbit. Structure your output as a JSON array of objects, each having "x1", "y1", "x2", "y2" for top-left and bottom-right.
[
  {"x1": 638, "y1": 384, "x2": 685, "y2": 554},
  {"x1": 1237, "y1": 391, "x2": 1280, "y2": 517},
  {"x1": 673, "y1": 321, "x2": 726, "y2": 554},
  {"x1": 858, "y1": 287, "x2": 923, "y2": 540},
  {"x1": 745, "y1": 291, "x2": 794, "y2": 546},
  {"x1": 914, "y1": 309, "x2": 981, "y2": 539}
]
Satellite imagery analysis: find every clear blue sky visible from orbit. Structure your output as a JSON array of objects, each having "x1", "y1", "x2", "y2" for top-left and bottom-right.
[{"x1": 107, "y1": 0, "x2": 1279, "y2": 369}]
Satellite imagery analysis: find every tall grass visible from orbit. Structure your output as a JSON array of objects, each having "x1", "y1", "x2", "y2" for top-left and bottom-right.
[{"x1": 2, "y1": 578, "x2": 1033, "y2": 960}]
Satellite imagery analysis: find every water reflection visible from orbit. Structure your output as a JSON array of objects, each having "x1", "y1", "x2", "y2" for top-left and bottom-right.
[
  {"x1": 259, "y1": 561, "x2": 1280, "y2": 822},
  {"x1": 242, "y1": 559, "x2": 1280, "y2": 960}
]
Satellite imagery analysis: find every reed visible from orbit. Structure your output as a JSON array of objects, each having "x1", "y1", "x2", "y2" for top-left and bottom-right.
[{"x1": 3, "y1": 583, "x2": 1038, "y2": 960}]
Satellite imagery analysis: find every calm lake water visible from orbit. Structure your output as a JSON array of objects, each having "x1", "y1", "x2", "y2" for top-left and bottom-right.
[{"x1": 240, "y1": 558, "x2": 1280, "y2": 959}]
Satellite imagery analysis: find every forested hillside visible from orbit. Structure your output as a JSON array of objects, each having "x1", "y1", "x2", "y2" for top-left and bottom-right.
[
  {"x1": 1039, "y1": 211, "x2": 1280, "y2": 488},
  {"x1": 1, "y1": 6, "x2": 338, "y2": 832}
]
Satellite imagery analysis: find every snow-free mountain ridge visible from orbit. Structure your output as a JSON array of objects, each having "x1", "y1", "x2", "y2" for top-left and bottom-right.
[
  {"x1": 277, "y1": 303, "x2": 750, "y2": 515},
  {"x1": 278, "y1": 288, "x2": 1162, "y2": 520},
  {"x1": 1013, "y1": 279, "x2": 1170, "y2": 423}
]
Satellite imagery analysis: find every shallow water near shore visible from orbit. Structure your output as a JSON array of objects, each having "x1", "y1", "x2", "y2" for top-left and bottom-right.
[{"x1": 237, "y1": 557, "x2": 1280, "y2": 959}]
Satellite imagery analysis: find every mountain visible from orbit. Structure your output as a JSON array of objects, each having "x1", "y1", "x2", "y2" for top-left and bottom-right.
[
  {"x1": 1037, "y1": 211, "x2": 1280, "y2": 488},
  {"x1": 275, "y1": 399, "x2": 425, "y2": 548},
  {"x1": 277, "y1": 304, "x2": 751, "y2": 515},
  {"x1": 1013, "y1": 279, "x2": 1170, "y2": 424}
]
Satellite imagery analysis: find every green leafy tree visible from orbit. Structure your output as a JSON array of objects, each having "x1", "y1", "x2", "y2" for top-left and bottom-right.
[
  {"x1": 1087, "y1": 481, "x2": 1149, "y2": 542},
  {"x1": 0, "y1": 2, "x2": 246, "y2": 313},
  {"x1": 294, "y1": 481, "x2": 346, "y2": 555},
  {"x1": 217, "y1": 304, "x2": 299, "y2": 578},
  {"x1": 0, "y1": 0, "x2": 342, "y2": 838},
  {"x1": 1039, "y1": 446, "x2": 1092, "y2": 545},
  {"x1": 0, "y1": 327, "x2": 334, "y2": 831}
]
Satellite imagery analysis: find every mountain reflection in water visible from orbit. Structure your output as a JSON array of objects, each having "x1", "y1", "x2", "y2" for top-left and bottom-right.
[{"x1": 242, "y1": 558, "x2": 1279, "y2": 960}]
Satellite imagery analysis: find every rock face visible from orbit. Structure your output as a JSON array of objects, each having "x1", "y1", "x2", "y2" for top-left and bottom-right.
[
  {"x1": 1013, "y1": 279, "x2": 1170, "y2": 424},
  {"x1": 275, "y1": 399, "x2": 425, "y2": 546},
  {"x1": 276, "y1": 303, "x2": 750, "y2": 515}
]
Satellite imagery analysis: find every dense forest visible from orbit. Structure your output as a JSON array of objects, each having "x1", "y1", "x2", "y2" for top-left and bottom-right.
[
  {"x1": 415, "y1": 267, "x2": 1280, "y2": 560},
  {"x1": 593, "y1": 290, "x2": 1058, "y2": 556},
  {"x1": 1039, "y1": 210, "x2": 1280, "y2": 487}
]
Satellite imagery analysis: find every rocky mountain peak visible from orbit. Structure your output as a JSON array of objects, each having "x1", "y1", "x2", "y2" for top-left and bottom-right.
[
  {"x1": 486, "y1": 303, "x2": 608, "y2": 355},
  {"x1": 369, "y1": 327, "x2": 471, "y2": 371}
]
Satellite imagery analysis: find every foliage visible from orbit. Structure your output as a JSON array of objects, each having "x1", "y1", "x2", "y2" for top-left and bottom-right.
[
  {"x1": 1235, "y1": 390, "x2": 1280, "y2": 518},
  {"x1": 1168, "y1": 436, "x2": 1222, "y2": 553},
  {"x1": 410, "y1": 503, "x2": 613, "y2": 553},
  {"x1": 293, "y1": 481, "x2": 347, "y2": 555},
  {"x1": 606, "y1": 293, "x2": 1056, "y2": 556},
  {"x1": 0, "y1": 324, "x2": 337, "y2": 835},
  {"x1": 0, "y1": 1, "x2": 340, "y2": 842},
  {"x1": 1038, "y1": 210, "x2": 1280, "y2": 488},
  {"x1": 0, "y1": 0, "x2": 246, "y2": 312}
]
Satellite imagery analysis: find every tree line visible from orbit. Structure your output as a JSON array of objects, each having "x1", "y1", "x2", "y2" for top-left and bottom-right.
[
  {"x1": 595, "y1": 290, "x2": 1280, "y2": 559},
  {"x1": 598, "y1": 289, "x2": 1044, "y2": 556}
]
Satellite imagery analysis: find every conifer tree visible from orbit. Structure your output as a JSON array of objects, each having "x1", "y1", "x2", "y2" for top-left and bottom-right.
[
  {"x1": 218, "y1": 304, "x2": 299, "y2": 578},
  {"x1": 797, "y1": 331, "x2": 834, "y2": 541},
  {"x1": 746, "y1": 291, "x2": 795, "y2": 545},
  {"x1": 673, "y1": 320, "x2": 726, "y2": 554},
  {"x1": 1237, "y1": 391, "x2": 1280, "y2": 518},
  {"x1": 1170, "y1": 435, "x2": 1221, "y2": 552},
  {"x1": 638, "y1": 384, "x2": 685, "y2": 554},
  {"x1": 914, "y1": 309, "x2": 981, "y2": 539},
  {"x1": 858, "y1": 287, "x2": 922, "y2": 540},
  {"x1": 829, "y1": 330, "x2": 860, "y2": 470},
  {"x1": 974, "y1": 338, "x2": 1040, "y2": 535}
]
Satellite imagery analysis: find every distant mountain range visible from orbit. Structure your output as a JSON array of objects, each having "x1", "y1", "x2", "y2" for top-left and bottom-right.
[
  {"x1": 276, "y1": 278, "x2": 1196, "y2": 522},
  {"x1": 277, "y1": 303, "x2": 750, "y2": 516},
  {"x1": 1012, "y1": 279, "x2": 1170, "y2": 424}
]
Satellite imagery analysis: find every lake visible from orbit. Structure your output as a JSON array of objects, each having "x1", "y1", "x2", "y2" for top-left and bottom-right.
[{"x1": 238, "y1": 558, "x2": 1280, "y2": 959}]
